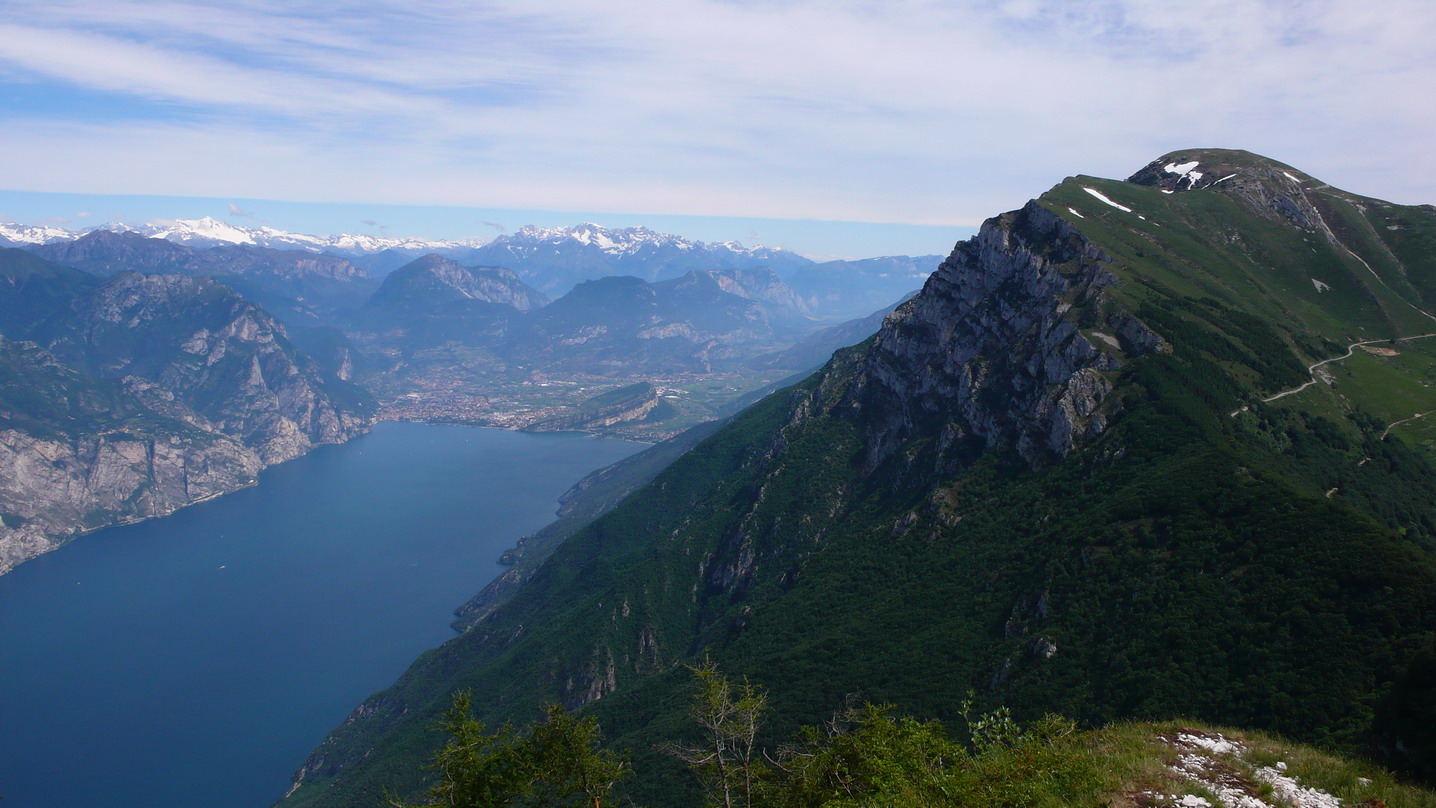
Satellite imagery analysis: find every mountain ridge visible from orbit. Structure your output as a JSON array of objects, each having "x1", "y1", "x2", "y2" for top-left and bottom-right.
[{"x1": 277, "y1": 149, "x2": 1436, "y2": 807}]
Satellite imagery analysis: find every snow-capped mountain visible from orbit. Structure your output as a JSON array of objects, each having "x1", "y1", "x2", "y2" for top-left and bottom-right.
[
  {"x1": 105, "y1": 217, "x2": 491, "y2": 254},
  {"x1": 0, "y1": 222, "x2": 82, "y2": 246},
  {"x1": 498, "y1": 222, "x2": 798, "y2": 262},
  {"x1": 467, "y1": 222, "x2": 813, "y2": 295},
  {"x1": 0, "y1": 218, "x2": 489, "y2": 255},
  {"x1": 1, "y1": 219, "x2": 817, "y2": 296}
]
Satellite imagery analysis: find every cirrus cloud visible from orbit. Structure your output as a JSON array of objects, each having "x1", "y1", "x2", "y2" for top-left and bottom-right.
[{"x1": 0, "y1": 0, "x2": 1432, "y2": 230}]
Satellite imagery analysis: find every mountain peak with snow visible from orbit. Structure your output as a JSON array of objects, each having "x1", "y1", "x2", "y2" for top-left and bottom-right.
[
  {"x1": 467, "y1": 222, "x2": 813, "y2": 295},
  {"x1": 499, "y1": 222, "x2": 793, "y2": 259},
  {"x1": 0, "y1": 218, "x2": 491, "y2": 255}
]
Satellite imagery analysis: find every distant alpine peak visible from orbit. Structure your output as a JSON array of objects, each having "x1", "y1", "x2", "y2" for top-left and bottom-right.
[
  {"x1": 2, "y1": 217, "x2": 800, "y2": 263},
  {"x1": 0, "y1": 222, "x2": 80, "y2": 245},
  {"x1": 503, "y1": 222, "x2": 789, "y2": 257},
  {"x1": 1, "y1": 217, "x2": 490, "y2": 255},
  {"x1": 102, "y1": 218, "x2": 491, "y2": 254}
]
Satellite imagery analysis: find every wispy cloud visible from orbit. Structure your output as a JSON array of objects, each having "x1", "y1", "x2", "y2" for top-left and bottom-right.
[{"x1": 0, "y1": 0, "x2": 1432, "y2": 227}]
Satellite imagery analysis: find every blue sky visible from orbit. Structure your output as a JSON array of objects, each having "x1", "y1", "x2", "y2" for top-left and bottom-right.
[{"x1": 1, "y1": 0, "x2": 1433, "y2": 259}]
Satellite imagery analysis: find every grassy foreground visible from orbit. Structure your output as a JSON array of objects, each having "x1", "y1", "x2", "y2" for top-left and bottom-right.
[{"x1": 399, "y1": 680, "x2": 1436, "y2": 808}]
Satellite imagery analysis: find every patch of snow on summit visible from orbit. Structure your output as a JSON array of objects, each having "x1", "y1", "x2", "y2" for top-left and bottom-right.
[
  {"x1": 1283, "y1": 171, "x2": 1302, "y2": 183},
  {"x1": 1082, "y1": 187, "x2": 1133, "y2": 213},
  {"x1": 1067, "y1": 207, "x2": 1085, "y2": 218},
  {"x1": 146, "y1": 217, "x2": 257, "y2": 245},
  {"x1": 1163, "y1": 161, "x2": 1205, "y2": 188},
  {"x1": 1311, "y1": 278, "x2": 1330, "y2": 293}
]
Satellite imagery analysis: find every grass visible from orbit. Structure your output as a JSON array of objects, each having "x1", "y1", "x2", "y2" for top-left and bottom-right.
[{"x1": 1041, "y1": 176, "x2": 1435, "y2": 345}]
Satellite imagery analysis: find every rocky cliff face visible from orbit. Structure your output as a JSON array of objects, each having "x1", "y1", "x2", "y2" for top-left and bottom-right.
[
  {"x1": 843, "y1": 200, "x2": 1155, "y2": 479},
  {"x1": 0, "y1": 428, "x2": 264, "y2": 574},
  {"x1": 0, "y1": 257, "x2": 372, "y2": 574},
  {"x1": 57, "y1": 272, "x2": 371, "y2": 463}
]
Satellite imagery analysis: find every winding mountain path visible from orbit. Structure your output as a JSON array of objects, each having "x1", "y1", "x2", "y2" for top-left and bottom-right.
[
  {"x1": 1229, "y1": 332, "x2": 1436, "y2": 417},
  {"x1": 1229, "y1": 201, "x2": 1436, "y2": 418}
]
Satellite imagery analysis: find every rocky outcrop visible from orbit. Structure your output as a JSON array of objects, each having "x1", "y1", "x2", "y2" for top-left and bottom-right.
[
  {"x1": 848, "y1": 200, "x2": 1139, "y2": 474},
  {"x1": 523, "y1": 383, "x2": 661, "y2": 432}
]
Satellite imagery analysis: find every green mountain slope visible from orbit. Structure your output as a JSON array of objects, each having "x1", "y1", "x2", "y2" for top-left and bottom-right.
[{"x1": 280, "y1": 150, "x2": 1436, "y2": 807}]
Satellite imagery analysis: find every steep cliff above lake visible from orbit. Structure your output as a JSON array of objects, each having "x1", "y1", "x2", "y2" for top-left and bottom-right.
[{"x1": 0, "y1": 251, "x2": 373, "y2": 573}]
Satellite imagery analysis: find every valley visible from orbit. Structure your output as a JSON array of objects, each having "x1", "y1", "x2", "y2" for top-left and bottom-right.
[{"x1": 0, "y1": 220, "x2": 937, "y2": 572}]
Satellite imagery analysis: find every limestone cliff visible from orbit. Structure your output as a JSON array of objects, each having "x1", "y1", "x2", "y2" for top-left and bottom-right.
[
  {"x1": 0, "y1": 255, "x2": 373, "y2": 573},
  {"x1": 782, "y1": 199, "x2": 1156, "y2": 488}
]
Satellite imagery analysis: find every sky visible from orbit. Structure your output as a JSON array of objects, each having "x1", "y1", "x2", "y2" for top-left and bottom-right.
[{"x1": 0, "y1": 0, "x2": 1433, "y2": 259}]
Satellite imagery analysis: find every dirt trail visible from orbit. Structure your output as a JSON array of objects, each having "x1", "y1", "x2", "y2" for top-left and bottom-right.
[
  {"x1": 1381, "y1": 410, "x2": 1435, "y2": 440},
  {"x1": 1228, "y1": 332, "x2": 1436, "y2": 417}
]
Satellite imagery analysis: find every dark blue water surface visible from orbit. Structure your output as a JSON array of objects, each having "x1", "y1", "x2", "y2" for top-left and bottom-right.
[{"x1": 0, "y1": 423, "x2": 644, "y2": 808}]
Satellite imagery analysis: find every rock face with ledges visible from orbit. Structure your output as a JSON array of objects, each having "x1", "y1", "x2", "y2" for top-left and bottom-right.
[{"x1": 851, "y1": 200, "x2": 1134, "y2": 477}]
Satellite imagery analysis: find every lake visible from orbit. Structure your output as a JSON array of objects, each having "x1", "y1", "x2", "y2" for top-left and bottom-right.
[{"x1": 0, "y1": 423, "x2": 645, "y2": 808}]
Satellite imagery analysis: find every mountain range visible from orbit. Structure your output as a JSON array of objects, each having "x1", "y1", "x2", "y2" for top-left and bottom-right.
[
  {"x1": 462, "y1": 223, "x2": 813, "y2": 295},
  {"x1": 0, "y1": 216, "x2": 488, "y2": 256},
  {"x1": 2, "y1": 219, "x2": 934, "y2": 312},
  {"x1": 276, "y1": 149, "x2": 1436, "y2": 807}
]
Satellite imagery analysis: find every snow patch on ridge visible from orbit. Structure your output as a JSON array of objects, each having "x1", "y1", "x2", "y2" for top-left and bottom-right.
[{"x1": 1083, "y1": 187, "x2": 1133, "y2": 213}]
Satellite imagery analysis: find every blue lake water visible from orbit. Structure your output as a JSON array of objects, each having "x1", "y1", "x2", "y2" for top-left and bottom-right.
[{"x1": 0, "y1": 423, "x2": 644, "y2": 808}]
